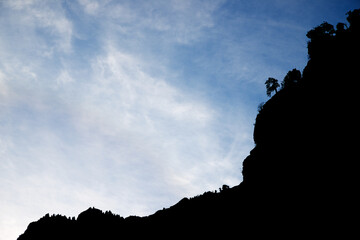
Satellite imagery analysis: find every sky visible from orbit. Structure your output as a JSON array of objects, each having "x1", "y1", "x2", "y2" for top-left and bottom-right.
[{"x1": 0, "y1": 0, "x2": 358, "y2": 239}]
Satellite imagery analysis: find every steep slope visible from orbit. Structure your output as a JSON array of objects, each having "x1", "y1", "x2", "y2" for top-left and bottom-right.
[{"x1": 18, "y1": 9, "x2": 359, "y2": 239}]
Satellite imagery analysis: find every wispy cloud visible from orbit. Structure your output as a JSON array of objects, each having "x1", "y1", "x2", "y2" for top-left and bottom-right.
[
  {"x1": 76, "y1": 0, "x2": 224, "y2": 44},
  {"x1": 3, "y1": 0, "x2": 356, "y2": 239},
  {"x1": 0, "y1": 2, "x2": 252, "y2": 239},
  {"x1": 4, "y1": 0, "x2": 73, "y2": 54}
]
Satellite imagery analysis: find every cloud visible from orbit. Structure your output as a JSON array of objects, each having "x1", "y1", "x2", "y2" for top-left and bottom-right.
[
  {"x1": 138, "y1": 0, "x2": 223, "y2": 44},
  {"x1": 0, "y1": 70, "x2": 9, "y2": 98},
  {"x1": 56, "y1": 70, "x2": 74, "y2": 86},
  {"x1": 3, "y1": 0, "x2": 73, "y2": 54},
  {"x1": 78, "y1": 0, "x2": 100, "y2": 15},
  {"x1": 90, "y1": 45, "x2": 212, "y2": 123},
  {"x1": 0, "y1": 35, "x2": 249, "y2": 239},
  {"x1": 0, "y1": 1, "x2": 255, "y2": 239},
  {"x1": 76, "y1": 0, "x2": 224, "y2": 44},
  {"x1": 74, "y1": 43, "x2": 226, "y2": 192}
]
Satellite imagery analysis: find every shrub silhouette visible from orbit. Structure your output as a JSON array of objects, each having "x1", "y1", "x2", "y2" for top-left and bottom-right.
[{"x1": 281, "y1": 68, "x2": 301, "y2": 89}]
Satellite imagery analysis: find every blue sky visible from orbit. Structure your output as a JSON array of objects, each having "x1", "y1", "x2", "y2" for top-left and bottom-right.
[{"x1": 1, "y1": 0, "x2": 358, "y2": 239}]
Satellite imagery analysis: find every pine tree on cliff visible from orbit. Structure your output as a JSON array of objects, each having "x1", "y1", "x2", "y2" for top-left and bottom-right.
[{"x1": 265, "y1": 77, "x2": 279, "y2": 97}]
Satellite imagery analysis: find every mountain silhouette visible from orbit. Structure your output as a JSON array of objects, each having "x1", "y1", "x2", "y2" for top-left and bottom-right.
[{"x1": 18, "y1": 9, "x2": 359, "y2": 239}]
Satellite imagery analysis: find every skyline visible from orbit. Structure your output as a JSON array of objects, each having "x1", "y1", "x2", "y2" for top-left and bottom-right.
[{"x1": 1, "y1": 1, "x2": 359, "y2": 239}]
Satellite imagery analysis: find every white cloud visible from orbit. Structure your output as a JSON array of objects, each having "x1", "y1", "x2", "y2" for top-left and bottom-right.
[
  {"x1": 4, "y1": 0, "x2": 38, "y2": 10},
  {"x1": 0, "y1": 70, "x2": 9, "y2": 98},
  {"x1": 77, "y1": 0, "x2": 224, "y2": 44},
  {"x1": 78, "y1": 0, "x2": 100, "y2": 15},
  {"x1": 0, "y1": 36, "x2": 246, "y2": 238},
  {"x1": 4, "y1": 0, "x2": 73, "y2": 54},
  {"x1": 56, "y1": 70, "x2": 74, "y2": 86},
  {"x1": 76, "y1": 45, "x2": 223, "y2": 190},
  {"x1": 0, "y1": 1, "x2": 254, "y2": 239},
  {"x1": 85, "y1": 44, "x2": 213, "y2": 128}
]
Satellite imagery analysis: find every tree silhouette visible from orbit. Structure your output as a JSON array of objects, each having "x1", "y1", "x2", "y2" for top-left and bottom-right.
[
  {"x1": 306, "y1": 22, "x2": 335, "y2": 39},
  {"x1": 347, "y1": 9, "x2": 360, "y2": 31},
  {"x1": 265, "y1": 77, "x2": 279, "y2": 97},
  {"x1": 281, "y1": 69, "x2": 301, "y2": 89},
  {"x1": 306, "y1": 22, "x2": 335, "y2": 59}
]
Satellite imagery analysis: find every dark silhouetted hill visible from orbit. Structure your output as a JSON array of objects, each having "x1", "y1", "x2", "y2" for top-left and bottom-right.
[{"x1": 18, "y1": 9, "x2": 359, "y2": 239}]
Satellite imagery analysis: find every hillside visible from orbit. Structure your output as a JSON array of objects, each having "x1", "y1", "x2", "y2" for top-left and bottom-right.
[{"x1": 18, "y1": 9, "x2": 359, "y2": 239}]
